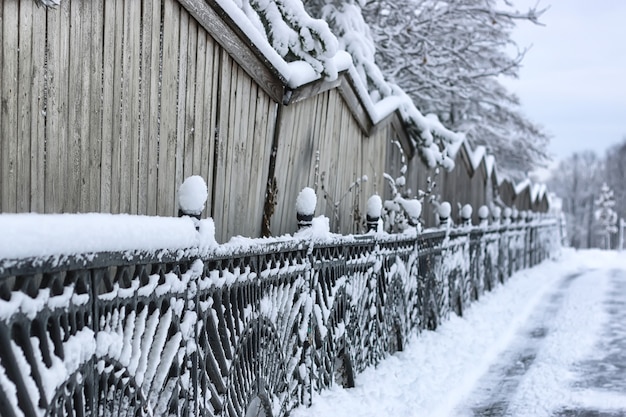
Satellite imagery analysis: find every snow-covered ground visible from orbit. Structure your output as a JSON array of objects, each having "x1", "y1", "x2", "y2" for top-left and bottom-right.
[{"x1": 292, "y1": 249, "x2": 626, "y2": 417}]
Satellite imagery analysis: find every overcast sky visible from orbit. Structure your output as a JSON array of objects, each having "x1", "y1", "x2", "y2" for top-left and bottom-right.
[{"x1": 502, "y1": 0, "x2": 626, "y2": 162}]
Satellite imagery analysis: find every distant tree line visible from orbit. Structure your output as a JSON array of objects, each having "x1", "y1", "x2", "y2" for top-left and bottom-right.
[{"x1": 548, "y1": 137, "x2": 626, "y2": 249}]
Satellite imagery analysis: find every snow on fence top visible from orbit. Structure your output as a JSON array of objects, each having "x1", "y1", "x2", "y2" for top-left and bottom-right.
[{"x1": 0, "y1": 213, "x2": 218, "y2": 261}]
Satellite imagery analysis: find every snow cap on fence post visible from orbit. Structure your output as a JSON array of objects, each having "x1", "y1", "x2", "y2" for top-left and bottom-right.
[
  {"x1": 438, "y1": 201, "x2": 451, "y2": 227},
  {"x1": 460, "y1": 204, "x2": 472, "y2": 227},
  {"x1": 402, "y1": 199, "x2": 422, "y2": 228},
  {"x1": 478, "y1": 205, "x2": 489, "y2": 227},
  {"x1": 503, "y1": 207, "x2": 512, "y2": 225},
  {"x1": 520, "y1": 210, "x2": 529, "y2": 223},
  {"x1": 296, "y1": 187, "x2": 317, "y2": 230},
  {"x1": 366, "y1": 195, "x2": 382, "y2": 232},
  {"x1": 178, "y1": 176, "x2": 208, "y2": 228},
  {"x1": 492, "y1": 206, "x2": 501, "y2": 225},
  {"x1": 511, "y1": 208, "x2": 519, "y2": 223}
]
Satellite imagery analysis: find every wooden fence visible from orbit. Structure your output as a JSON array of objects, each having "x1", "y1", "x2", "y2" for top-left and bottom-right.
[
  {"x1": 0, "y1": 0, "x2": 549, "y2": 242},
  {"x1": 0, "y1": 0, "x2": 408, "y2": 242}
]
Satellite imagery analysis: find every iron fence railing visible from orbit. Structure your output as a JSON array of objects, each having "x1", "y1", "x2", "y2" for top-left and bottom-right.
[{"x1": 0, "y1": 220, "x2": 560, "y2": 417}]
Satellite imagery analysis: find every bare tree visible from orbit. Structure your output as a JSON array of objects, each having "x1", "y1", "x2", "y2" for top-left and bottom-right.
[{"x1": 548, "y1": 151, "x2": 604, "y2": 249}]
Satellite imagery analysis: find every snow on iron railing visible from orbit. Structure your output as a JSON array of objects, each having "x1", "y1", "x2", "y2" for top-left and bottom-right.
[{"x1": 0, "y1": 212, "x2": 559, "y2": 417}]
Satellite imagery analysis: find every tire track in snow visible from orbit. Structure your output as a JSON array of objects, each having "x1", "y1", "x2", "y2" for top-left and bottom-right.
[
  {"x1": 456, "y1": 271, "x2": 587, "y2": 417},
  {"x1": 554, "y1": 269, "x2": 626, "y2": 417}
]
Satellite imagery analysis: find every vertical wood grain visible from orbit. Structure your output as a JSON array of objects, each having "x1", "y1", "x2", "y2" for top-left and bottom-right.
[
  {"x1": 158, "y1": 0, "x2": 180, "y2": 216},
  {"x1": 17, "y1": 0, "x2": 33, "y2": 212},
  {"x1": 30, "y1": 3, "x2": 46, "y2": 212}
]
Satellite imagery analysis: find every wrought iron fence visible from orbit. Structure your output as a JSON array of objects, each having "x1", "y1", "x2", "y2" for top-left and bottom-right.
[{"x1": 0, "y1": 220, "x2": 559, "y2": 417}]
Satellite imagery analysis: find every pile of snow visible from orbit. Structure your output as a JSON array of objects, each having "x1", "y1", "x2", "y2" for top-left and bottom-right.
[
  {"x1": 0, "y1": 213, "x2": 217, "y2": 261},
  {"x1": 294, "y1": 216, "x2": 333, "y2": 242}
]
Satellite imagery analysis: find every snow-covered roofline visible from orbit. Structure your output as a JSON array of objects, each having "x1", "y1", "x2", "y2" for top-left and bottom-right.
[
  {"x1": 514, "y1": 178, "x2": 532, "y2": 195},
  {"x1": 203, "y1": 0, "x2": 462, "y2": 165}
]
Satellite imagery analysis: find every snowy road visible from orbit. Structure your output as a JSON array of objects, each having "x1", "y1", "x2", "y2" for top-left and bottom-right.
[{"x1": 291, "y1": 249, "x2": 626, "y2": 417}]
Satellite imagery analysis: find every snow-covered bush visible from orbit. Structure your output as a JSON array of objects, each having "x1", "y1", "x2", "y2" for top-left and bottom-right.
[{"x1": 382, "y1": 171, "x2": 423, "y2": 234}]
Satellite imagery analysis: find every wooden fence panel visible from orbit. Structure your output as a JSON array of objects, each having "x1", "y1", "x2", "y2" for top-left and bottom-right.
[
  {"x1": 210, "y1": 54, "x2": 275, "y2": 242},
  {"x1": 88, "y1": 0, "x2": 104, "y2": 214},
  {"x1": 2, "y1": 0, "x2": 19, "y2": 212},
  {"x1": 198, "y1": 33, "x2": 220, "y2": 219},
  {"x1": 269, "y1": 89, "x2": 390, "y2": 236},
  {"x1": 17, "y1": 0, "x2": 32, "y2": 212},
  {"x1": 158, "y1": 0, "x2": 180, "y2": 216},
  {"x1": 360, "y1": 125, "x2": 388, "y2": 222},
  {"x1": 68, "y1": 0, "x2": 85, "y2": 212},
  {"x1": 29, "y1": 4, "x2": 46, "y2": 212},
  {"x1": 270, "y1": 93, "x2": 325, "y2": 236},
  {"x1": 212, "y1": 50, "x2": 233, "y2": 237},
  {"x1": 1, "y1": 0, "x2": 529, "y2": 242},
  {"x1": 100, "y1": 0, "x2": 115, "y2": 212}
]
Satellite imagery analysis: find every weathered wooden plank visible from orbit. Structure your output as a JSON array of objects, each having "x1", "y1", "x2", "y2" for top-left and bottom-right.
[
  {"x1": 100, "y1": 0, "x2": 116, "y2": 212},
  {"x1": 241, "y1": 70, "x2": 257, "y2": 235},
  {"x1": 175, "y1": 8, "x2": 190, "y2": 210},
  {"x1": 194, "y1": 31, "x2": 209, "y2": 217},
  {"x1": 361, "y1": 127, "x2": 386, "y2": 214},
  {"x1": 144, "y1": 0, "x2": 162, "y2": 216},
  {"x1": 249, "y1": 89, "x2": 274, "y2": 237},
  {"x1": 158, "y1": 0, "x2": 181, "y2": 216},
  {"x1": 176, "y1": 0, "x2": 286, "y2": 103},
  {"x1": 212, "y1": 49, "x2": 233, "y2": 241},
  {"x1": 225, "y1": 65, "x2": 241, "y2": 236},
  {"x1": 109, "y1": 0, "x2": 124, "y2": 213},
  {"x1": 88, "y1": 0, "x2": 104, "y2": 213},
  {"x1": 30, "y1": 3, "x2": 47, "y2": 212},
  {"x1": 1, "y1": 0, "x2": 18, "y2": 212},
  {"x1": 282, "y1": 100, "x2": 316, "y2": 233},
  {"x1": 285, "y1": 101, "x2": 304, "y2": 223},
  {"x1": 269, "y1": 103, "x2": 294, "y2": 235},
  {"x1": 118, "y1": 0, "x2": 137, "y2": 213},
  {"x1": 78, "y1": 0, "x2": 93, "y2": 212},
  {"x1": 228, "y1": 66, "x2": 253, "y2": 237},
  {"x1": 336, "y1": 104, "x2": 351, "y2": 233},
  {"x1": 44, "y1": 1, "x2": 58, "y2": 212},
  {"x1": 200, "y1": 34, "x2": 219, "y2": 220},
  {"x1": 191, "y1": 26, "x2": 205, "y2": 179},
  {"x1": 67, "y1": 0, "x2": 85, "y2": 211},
  {"x1": 58, "y1": 0, "x2": 71, "y2": 213},
  {"x1": 137, "y1": 0, "x2": 152, "y2": 214},
  {"x1": 183, "y1": 18, "x2": 198, "y2": 181},
  {"x1": 320, "y1": 91, "x2": 340, "y2": 229},
  {"x1": 50, "y1": 0, "x2": 71, "y2": 212},
  {"x1": 310, "y1": 92, "x2": 328, "y2": 194},
  {"x1": 17, "y1": 0, "x2": 33, "y2": 212},
  {"x1": 118, "y1": 0, "x2": 131, "y2": 213},
  {"x1": 0, "y1": 0, "x2": 4, "y2": 211},
  {"x1": 127, "y1": 0, "x2": 141, "y2": 213}
]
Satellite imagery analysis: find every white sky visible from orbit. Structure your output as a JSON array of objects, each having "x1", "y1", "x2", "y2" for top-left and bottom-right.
[{"x1": 502, "y1": 0, "x2": 626, "y2": 161}]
